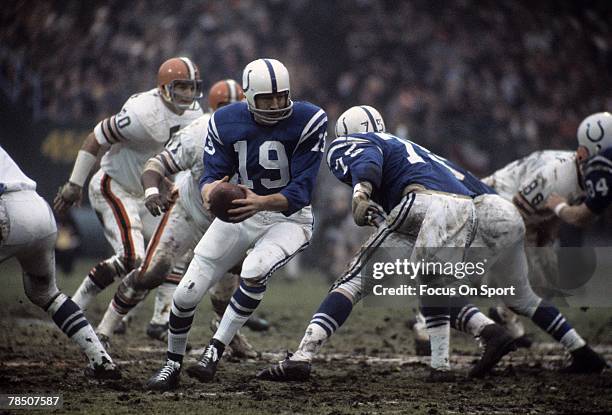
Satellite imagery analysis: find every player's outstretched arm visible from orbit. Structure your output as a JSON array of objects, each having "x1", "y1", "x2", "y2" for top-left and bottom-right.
[
  {"x1": 53, "y1": 132, "x2": 102, "y2": 215},
  {"x1": 546, "y1": 193, "x2": 595, "y2": 228}
]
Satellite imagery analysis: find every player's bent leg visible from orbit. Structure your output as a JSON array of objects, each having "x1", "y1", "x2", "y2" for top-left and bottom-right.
[
  {"x1": 189, "y1": 221, "x2": 311, "y2": 383},
  {"x1": 147, "y1": 221, "x2": 247, "y2": 391},
  {"x1": 448, "y1": 297, "x2": 517, "y2": 378},
  {"x1": 208, "y1": 274, "x2": 257, "y2": 359},
  {"x1": 74, "y1": 172, "x2": 145, "y2": 310},
  {"x1": 18, "y1": 236, "x2": 120, "y2": 379}
]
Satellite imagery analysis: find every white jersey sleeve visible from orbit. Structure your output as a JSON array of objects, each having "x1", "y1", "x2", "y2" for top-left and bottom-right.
[
  {"x1": 160, "y1": 113, "x2": 210, "y2": 173},
  {"x1": 94, "y1": 96, "x2": 150, "y2": 146}
]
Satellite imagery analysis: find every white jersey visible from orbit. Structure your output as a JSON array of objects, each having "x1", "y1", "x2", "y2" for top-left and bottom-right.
[
  {"x1": 482, "y1": 150, "x2": 583, "y2": 224},
  {"x1": 0, "y1": 146, "x2": 37, "y2": 193},
  {"x1": 94, "y1": 88, "x2": 203, "y2": 196},
  {"x1": 159, "y1": 113, "x2": 211, "y2": 226}
]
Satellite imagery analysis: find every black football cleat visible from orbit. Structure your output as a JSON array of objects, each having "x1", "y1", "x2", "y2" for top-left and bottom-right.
[
  {"x1": 488, "y1": 307, "x2": 532, "y2": 349},
  {"x1": 256, "y1": 356, "x2": 311, "y2": 381},
  {"x1": 145, "y1": 359, "x2": 181, "y2": 391},
  {"x1": 469, "y1": 324, "x2": 517, "y2": 378},
  {"x1": 146, "y1": 323, "x2": 169, "y2": 342},
  {"x1": 84, "y1": 356, "x2": 121, "y2": 380},
  {"x1": 560, "y1": 345, "x2": 608, "y2": 374},
  {"x1": 186, "y1": 339, "x2": 225, "y2": 382}
]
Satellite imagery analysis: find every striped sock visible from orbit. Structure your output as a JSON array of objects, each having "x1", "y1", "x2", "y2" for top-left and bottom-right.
[
  {"x1": 167, "y1": 300, "x2": 196, "y2": 363},
  {"x1": 310, "y1": 292, "x2": 353, "y2": 337},
  {"x1": 46, "y1": 293, "x2": 112, "y2": 366},
  {"x1": 293, "y1": 292, "x2": 353, "y2": 362},
  {"x1": 213, "y1": 281, "x2": 265, "y2": 346},
  {"x1": 451, "y1": 303, "x2": 493, "y2": 337},
  {"x1": 529, "y1": 301, "x2": 585, "y2": 352}
]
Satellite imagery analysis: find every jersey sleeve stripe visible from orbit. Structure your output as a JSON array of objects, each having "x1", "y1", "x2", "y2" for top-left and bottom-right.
[
  {"x1": 208, "y1": 115, "x2": 222, "y2": 145},
  {"x1": 100, "y1": 118, "x2": 119, "y2": 144},
  {"x1": 296, "y1": 116, "x2": 327, "y2": 150},
  {"x1": 299, "y1": 109, "x2": 326, "y2": 141},
  {"x1": 108, "y1": 115, "x2": 127, "y2": 141},
  {"x1": 326, "y1": 141, "x2": 352, "y2": 166},
  {"x1": 159, "y1": 150, "x2": 181, "y2": 174}
]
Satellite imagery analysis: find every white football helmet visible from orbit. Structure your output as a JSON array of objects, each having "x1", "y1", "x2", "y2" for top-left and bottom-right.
[
  {"x1": 242, "y1": 58, "x2": 293, "y2": 124},
  {"x1": 335, "y1": 105, "x2": 386, "y2": 137},
  {"x1": 577, "y1": 112, "x2": 612, "y2": 157}
]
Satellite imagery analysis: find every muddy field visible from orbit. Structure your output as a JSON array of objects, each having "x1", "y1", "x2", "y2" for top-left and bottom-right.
[{"x1": 1, "y1": 259, "x2": 611, "y2": 414}]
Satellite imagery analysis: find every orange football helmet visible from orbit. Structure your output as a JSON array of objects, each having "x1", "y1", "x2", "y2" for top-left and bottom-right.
[
  {"x1": 157, "y1": 57, "x2": 203, "y2": 111},
  {"x1": 208, "y1": 79, "x2": 245, "y2": 111}
]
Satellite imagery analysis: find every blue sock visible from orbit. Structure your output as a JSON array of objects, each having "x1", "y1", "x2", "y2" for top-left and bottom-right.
[{"x1": 309, "y1": 292, "x2": 353, "y2": 337}]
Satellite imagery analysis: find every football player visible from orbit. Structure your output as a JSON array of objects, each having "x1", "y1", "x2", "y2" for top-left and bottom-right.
[
  {"x1": 53, "y1": 57, "x2": 204, "y2": 321},
  {"x1": 96, "y1": 79, "x2": 261, "y2": 357},
  {"x1": 546, "y1": 112, "x2": 612, "y2": 225},
  {"x1": 146, "y1": 58, "x2": 327, "y2": 390},
  {"x1": 411, "y1": 149, "x2": 584, "y2": 351},
  {"x1": 1, "y1": 146, "x2": 120, "y2": 379},
  {"x1": 258, "y1": 106, "x2": 606, "y2": 382},
  {"x1": 258, "y1": 105, "x2": 520, "y2": 381}
]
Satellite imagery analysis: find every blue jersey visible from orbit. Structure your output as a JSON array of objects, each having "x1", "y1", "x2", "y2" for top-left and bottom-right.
[
  {"x1": 326, "y1": 132, "x2": 494, "y2": 213},
  {"x1": 201, "y1": 101, "x2": 327, "y2": 216},
  {"x1": 583, "y1": 146, "x2": 612, "y2": 214}
]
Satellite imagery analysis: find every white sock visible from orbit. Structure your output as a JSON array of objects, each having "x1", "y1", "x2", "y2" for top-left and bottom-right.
[
  {"x1": 123, "y1": 298, "x2": 146, "y2": 325},
  {"x1": 213, "y1": 306, "x2": 250, "y2": 346},
  {"x1": 72, "y1": 276, "x2": 102, "y2": 310},
  {"x1": 47, "y1": 294, "x2": 112, "y2": 366},
  {"x1": 466, "y1": 312, "x2": 494, "y2": 337},
  {"x1": 560, "y1": 329, "x2": 586, "y2": 352},
  {"x1": 428, "y1": 322, "x2": 450, "y2": 371},
  {"x1": 72, "y1": 326, "x2": 113, "y2": 366},
  {"x1": 96, "y1": 303, "x2": 124, "y2": 338},
  {"x1": 292, "y1": 324, "x2": 328, "y2": 362},
  {"x1": 151, "y1": 282, "x2": 175, "y2": 325}
]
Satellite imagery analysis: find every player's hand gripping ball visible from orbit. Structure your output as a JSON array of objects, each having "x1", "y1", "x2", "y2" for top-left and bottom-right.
[{"x1": 208, "y1": 182, "x2": 247, "y2": 222}]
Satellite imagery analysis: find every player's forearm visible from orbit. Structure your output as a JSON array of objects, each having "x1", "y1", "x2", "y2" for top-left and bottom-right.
[
  {"x1": 555, "y1": 203, "x2": 595, "y2": 228},
  {"x1": 67, "y1": 133, "x2": 102, "y2": 186},
  {"x1": 258, "y1": 193, "x2": 289, "y2": 212},
  {"x1": 141, "y1": 169, "x2": 164, "y2": 193}
]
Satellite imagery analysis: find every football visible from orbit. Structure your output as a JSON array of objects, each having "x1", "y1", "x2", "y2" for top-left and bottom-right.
[{"x1": 208, "y1": 182, "x2": 246, "y2": 222}]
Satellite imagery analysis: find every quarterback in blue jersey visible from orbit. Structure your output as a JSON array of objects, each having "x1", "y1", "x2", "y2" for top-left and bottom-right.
[{"x1": 146, "y1": 58, "x2": 327, "y2": 390}]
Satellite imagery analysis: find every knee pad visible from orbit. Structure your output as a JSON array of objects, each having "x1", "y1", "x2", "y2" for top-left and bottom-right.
[
  {"x1": 136, "y1": 255, "x2": 173, "y2": 290},
  {"x1": 23, "y1": 272, "x2": 60, "y2": 309},
  {"x1": 240, "y1": 245, "x2": 287, "y2": 283}
]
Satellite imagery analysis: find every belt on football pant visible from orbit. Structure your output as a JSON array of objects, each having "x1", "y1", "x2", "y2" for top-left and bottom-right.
[{"x1": 402, "y1": 184, "x2": 472, "y2": 200}]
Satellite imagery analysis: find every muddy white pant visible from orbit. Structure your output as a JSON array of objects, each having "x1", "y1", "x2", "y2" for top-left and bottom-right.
[
  {"x1": 0, "y1": 190, "x2": 59, "y2": 307},
  {"x1": 167, "y1": 207, "x2": 313, "y2": 358}
]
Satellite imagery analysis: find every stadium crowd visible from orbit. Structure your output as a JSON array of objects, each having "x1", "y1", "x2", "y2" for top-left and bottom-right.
[{"x1": 1, "y1": 0, "x2": 611, "y2": 278}]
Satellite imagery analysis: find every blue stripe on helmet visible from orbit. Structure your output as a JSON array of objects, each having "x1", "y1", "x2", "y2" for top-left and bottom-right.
[
  {"x1": 263, "y1": 59, "x2": 277, "y2": 93},
  {"x1": 360, "y1": 106, "x2": 377, "y2": 132}
]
